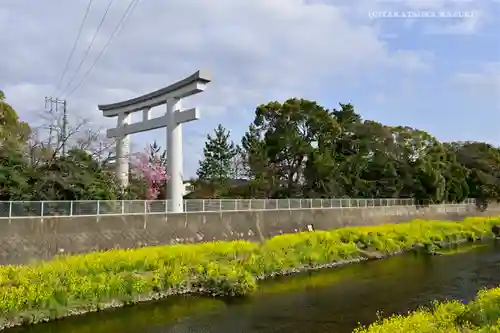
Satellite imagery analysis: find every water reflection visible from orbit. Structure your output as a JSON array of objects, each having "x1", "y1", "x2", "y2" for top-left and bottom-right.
[{"x1": 9, "y1": 241, "x2": 500, "y2": 333}]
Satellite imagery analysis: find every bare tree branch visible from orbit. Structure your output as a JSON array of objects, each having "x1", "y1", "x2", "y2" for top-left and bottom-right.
[{"x1": 27, "y1": 108, "x2": 117, "y2": 166}]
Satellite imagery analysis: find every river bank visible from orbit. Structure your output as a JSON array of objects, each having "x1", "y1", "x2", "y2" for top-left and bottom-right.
[
  {"x1": 355, "y1": 285, "x2": 500, "y2": 332},
  {"x1": 0, "y1": 217, "x2": 498, "y2": 330},
  {"x1": 5, "y1": 238, "x2": 500, "y2": 333}
]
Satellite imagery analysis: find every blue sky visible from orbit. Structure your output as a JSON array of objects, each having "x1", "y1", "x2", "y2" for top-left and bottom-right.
[{"x1": 1, "y1": 0, "x2": 499, "y2": 178}]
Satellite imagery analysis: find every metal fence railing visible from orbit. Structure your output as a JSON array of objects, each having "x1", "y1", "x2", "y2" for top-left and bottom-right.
[{"x1": 0, "y1": 198, "x2": 476, "y2": 218}]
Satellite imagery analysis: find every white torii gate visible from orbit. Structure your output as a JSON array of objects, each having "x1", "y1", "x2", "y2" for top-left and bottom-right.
[{"x1": 98, "y1": 70, "x2": 211, "y2": 213}]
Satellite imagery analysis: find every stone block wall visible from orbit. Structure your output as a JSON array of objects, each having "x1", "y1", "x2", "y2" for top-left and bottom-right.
[{"x1": 0, "y1": 203, "x2": 498, "y2": 265}]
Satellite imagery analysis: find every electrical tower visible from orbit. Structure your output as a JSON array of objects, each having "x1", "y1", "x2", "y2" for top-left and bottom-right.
[{"x1": 44, "y1": 97, "x2": 68, "y2": 157}]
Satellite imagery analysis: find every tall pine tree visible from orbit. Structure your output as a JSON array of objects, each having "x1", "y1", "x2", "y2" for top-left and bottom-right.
[{"x1": 196, "y1": 124, "x2": 237, "y2": 185}]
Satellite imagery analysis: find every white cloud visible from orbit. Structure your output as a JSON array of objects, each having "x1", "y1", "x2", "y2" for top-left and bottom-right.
[
  {"x1": 1, "y1": 0, "x2": 430, "y2": 117},
  {"x1": 451, "y1": 62, "x2": 500, "y2": 97},
  {"x1": 2, "y1": 0, "x2": 496, "y2": 176}
]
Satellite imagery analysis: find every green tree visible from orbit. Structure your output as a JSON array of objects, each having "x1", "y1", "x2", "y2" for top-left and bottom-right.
[
  {"x1": 452, "y1": 141, "x2": 500, "y2": 205},
  {"x1": 196, "y1": 124, "x2": 237, "y2": 187},
  {"x1": 149, "y1": 140, "x2": 167, "y2": 167},
  {"x1": 0, "y1": 91, "x2": 31, "y2": 151},
  {"x1": 252, "y1": 98, "x2": 336, "y2": 197},
  {"x1": 0, "y1": 91, "x2": 35, "y2": 202},
  {"x1": 31, "y1": 148, "x2": 121, "y2": 201},
  {"x1": 0, "y1": 149, "x2": 34, "y2": 201},
  {"x1": 237, "y1": 124, "x2": 274, "y2": 197},
  {"x1": 441, "y1": 143, "x2": 470, "y2": 203}
]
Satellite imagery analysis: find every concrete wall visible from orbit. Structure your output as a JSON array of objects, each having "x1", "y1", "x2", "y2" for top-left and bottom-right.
[{"x1": 0, "y1": 204, "x2": 498, "y2": 265}]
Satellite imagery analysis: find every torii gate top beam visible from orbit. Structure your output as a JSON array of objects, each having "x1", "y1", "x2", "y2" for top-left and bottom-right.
[{"x1": 97, "y1": 70, "x2": 211, "y2": 117}]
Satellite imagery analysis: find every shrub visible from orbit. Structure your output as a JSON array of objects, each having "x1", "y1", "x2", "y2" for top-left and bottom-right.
[{"x1": 354, "y1": 288, "x2": 500, "y2": 332}]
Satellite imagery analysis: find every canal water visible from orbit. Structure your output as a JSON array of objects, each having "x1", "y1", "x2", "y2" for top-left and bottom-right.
[{"x1": 9, "y1": 242, "x2": 500, "y2": 333}]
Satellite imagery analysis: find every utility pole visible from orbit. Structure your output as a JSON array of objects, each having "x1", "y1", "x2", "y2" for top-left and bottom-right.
[{"x1": 44, "y1": 97, "x2": 68, "y2": 157}]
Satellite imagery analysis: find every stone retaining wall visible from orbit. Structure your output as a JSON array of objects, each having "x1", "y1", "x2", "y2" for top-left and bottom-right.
[{"x1": 0, "y1": 204, "x2": 498, "y2": 265}]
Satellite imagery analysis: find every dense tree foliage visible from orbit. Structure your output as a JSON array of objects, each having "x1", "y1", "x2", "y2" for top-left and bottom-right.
[
  {"x1": 1, "y1": 91, "x2": 499, "y2": 204},
  {"x1": 194, "y1": 98, "x2": 500, "y2": 204},
  {"x1": 0, "y1": 92, "x2": 163, "y2": 201},
  {"x1": 0, "y1": 90, "x2": 31, "y2": 151}
]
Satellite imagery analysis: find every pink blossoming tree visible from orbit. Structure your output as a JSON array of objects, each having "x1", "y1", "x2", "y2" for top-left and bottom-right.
[{"x1": 130, "y1": 147, "x2": 169, "y2": 200}]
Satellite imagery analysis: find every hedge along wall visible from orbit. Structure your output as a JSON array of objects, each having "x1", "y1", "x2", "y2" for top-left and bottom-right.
[{"x1": 0, "y1": 216, "x2": 499, "y2": 330}]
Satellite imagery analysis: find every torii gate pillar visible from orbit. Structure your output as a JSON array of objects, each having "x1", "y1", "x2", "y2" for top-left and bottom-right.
[
  {"x1": 166, "y1": 97, "x2": 184, "y2": 213},
  {"x1": 98, "y1": 70, "x2": 211, "y2": 213}
]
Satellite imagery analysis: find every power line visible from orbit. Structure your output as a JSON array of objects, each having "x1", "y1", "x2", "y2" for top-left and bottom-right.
[
  {"x1": 57, "y1": 0, "x2": 116, "y2": 99},
  {"x1": 63, "y1": 0, "x2": 140, "y2": 99},
  {"x1": 51, "y1": 0, "x2": 94, "y2": 96}
]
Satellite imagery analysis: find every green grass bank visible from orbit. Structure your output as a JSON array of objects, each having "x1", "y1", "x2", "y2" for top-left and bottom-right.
[
  {"x1": 0, "y1": 216, "x2": 499, "y2": 330},
  {"x1": 354, "y1": 287, "x2": 500, "y2": 332}
]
